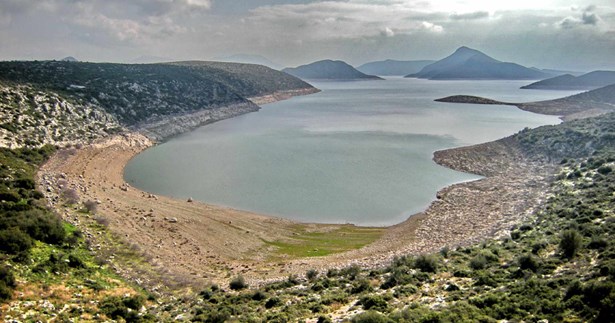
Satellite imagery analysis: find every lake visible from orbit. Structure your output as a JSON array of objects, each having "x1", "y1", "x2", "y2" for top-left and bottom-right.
[{"x1": 124, "y1": 78, "x2": 578, "y2": 226}]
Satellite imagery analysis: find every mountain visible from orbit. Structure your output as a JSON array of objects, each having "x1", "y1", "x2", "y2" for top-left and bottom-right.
[
  {"x1": 283, "y1": 60, "x2": 383, "y2": 80},
  {"x1": 214, "y1": 54, "x2": 281, "y2": 70},
  {"x1": 131, "y1": 55, "x2": 174, "y2": 64},
  {"x1": 407, "y1": 46, "x2": 553, "y2": 80},
  {"x1": 60, "y1": 56, "x2": 78, "y2": 62},
  {"x1": 356, "y1": 59, "x2": 435, "y2": 76},
  {"x1": 521, "y1": 70, "x2": 615, "y2": 90}
]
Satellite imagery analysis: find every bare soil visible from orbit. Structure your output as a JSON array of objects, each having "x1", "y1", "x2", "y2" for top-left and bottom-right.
[{"x1": 39, "y1": 130, "x2": 553, "y2": 288}]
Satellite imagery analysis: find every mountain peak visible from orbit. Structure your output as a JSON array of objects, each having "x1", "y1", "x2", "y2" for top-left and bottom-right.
[
  {"x1": 282, "y1": 60, "x2": 382, "y2": 80},
  {"x1": 407, "y1": 47, "x2": 551, "y2": 80}
]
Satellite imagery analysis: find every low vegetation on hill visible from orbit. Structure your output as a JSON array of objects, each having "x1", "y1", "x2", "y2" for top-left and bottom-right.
[
  {"x1": 3, "y1": 112, "x2": 613, "y2": 321},
  {"x1": 0, "y1": 61, "x2": 314, "y2": 127},
  {"x1": 0, "y1": 60, "x2": 316, "y2": 147}
]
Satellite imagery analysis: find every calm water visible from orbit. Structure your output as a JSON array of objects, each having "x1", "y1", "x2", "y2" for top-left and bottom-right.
[{"x1": 125, "y1": 78, "x2": 578, "y2": 226}]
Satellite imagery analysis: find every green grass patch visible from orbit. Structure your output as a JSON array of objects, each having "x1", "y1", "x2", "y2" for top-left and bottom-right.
[{"x1": 265, "y1": 225, "x2": 384, "y2": 258}]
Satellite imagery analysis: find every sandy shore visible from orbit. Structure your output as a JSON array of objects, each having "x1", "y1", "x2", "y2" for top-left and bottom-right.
[{"x1": 38, "y1": 124, "x2": 554, "y2": 289}]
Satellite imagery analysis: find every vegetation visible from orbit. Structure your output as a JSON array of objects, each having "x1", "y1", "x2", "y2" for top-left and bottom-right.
[
  {"x1": 1, "y1": 61, "x2": 614, "y2": 320},
  {"x1": 0, "y1": 60, "x2": 314, "y2": 126},
  {"x1": 264, "y1": 225, "x2": 384, "y2": 258}
]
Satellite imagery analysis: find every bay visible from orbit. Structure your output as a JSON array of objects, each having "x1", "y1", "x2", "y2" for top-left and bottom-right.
[{"x1": 124, "y1": 78, "x2": 578, "y2": 226}]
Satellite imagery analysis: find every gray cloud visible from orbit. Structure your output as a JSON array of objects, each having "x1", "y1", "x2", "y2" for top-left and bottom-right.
[
  {"x1": 450, "y1": 11, "x2": 489, "y2": 20},
  {"x1": 0, "y1": 0, "x2": 613, "y2": 70},
  {"x1": 582, "y1": 11, "x2": 599, "y2": 25}
]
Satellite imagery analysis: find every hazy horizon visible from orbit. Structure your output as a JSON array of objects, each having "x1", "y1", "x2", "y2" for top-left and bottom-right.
[{"x1": 1, "y1": 0, "x2": 614, "y2": 71}]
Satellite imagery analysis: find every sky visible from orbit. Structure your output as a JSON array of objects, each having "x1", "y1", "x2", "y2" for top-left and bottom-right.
[{"x1": 1, "y1": 0, "x2": 614, "y2": 71}]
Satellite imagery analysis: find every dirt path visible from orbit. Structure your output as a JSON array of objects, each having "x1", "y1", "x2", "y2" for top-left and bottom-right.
[{"x1": 39, "y1": 132, "x2": 554, "y2": 288}]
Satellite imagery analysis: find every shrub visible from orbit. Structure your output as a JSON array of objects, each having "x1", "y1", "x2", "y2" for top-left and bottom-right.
[
  {"x1": 61, "y1": 188, "x2": 79, "y2": 204},
  {"x1": 351, "y1": 310, "x2": 393, "y2": 323},
  {"x1": 350, "y1": 278, "x2": 372, "y2": 294},
  {"x1": 306, "y1": 269, "x2": 319, "y2": 281},
  {"x1": 229, "y1": 275, "x2": 248, "y2": 290},
  {"x1": 359, "y1": 295, "x2": 389, "y2": 312},
  {"x1": 0, "y1": 266, "x2": 16, "y2": 302},
  {"x1": 265, "y1": 297, "x2": 281, "y2": 309},
  {"x1": 84, "y1": 200, "x2": 98, "y2": 213},
  {"x1": 559, "y1": 230, "x2": 582, "y2": 259},
  {"x1": 518, "y1": 254, "x2": 541, "y2": 272},
  {"x1": 469, "y1": 255, "x2": 488, "y2": 270},
  {"x1": 413, "y1": 255, "x2": 438, "y2": 273},
  {"x1": 0, "y1": 227, "x2": 33, "y2": 255}
]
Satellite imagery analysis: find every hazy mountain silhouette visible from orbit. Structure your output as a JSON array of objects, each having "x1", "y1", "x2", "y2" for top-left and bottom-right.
[
  {"x1": 214, "y1": 54, "x2": 282, "y2": 70},
  {"x1": 521, "y1": 70, "x2": 615, "y2": 90},
  {"x1": 283, "y1": 60, "x2": 383, "y2": 80},
  {"x1": 407, "y1": 46, "x2": 553, "y2": 80},
  {"x1": 356, "y1": 59, "x2": 435, "y2": 76}
]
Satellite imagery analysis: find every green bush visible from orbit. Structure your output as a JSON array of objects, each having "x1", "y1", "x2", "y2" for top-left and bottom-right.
[
  {"x1": 559, "y1": 230, "x2": 582, "y2": 259},
  {"x1": 0, "y1": 266, "x2": 16, "y2": 302},
  {"x1": 518, "y1": 254, "x2": 541, "y2": 272},
  {"x1": 413, "y1": 255, "x2": 438, "y2": 273},
  {"x1": 351, "y1": 310, "x2": 393, "y2": 323},
  {"x1": 0, "y1": 227, "x2": 33, "y2": 255},
  {"x1": 229, "y1": 275, "x2": 248, "y2": 290},
  {"x1": 359, "y1": 295, "x2": 389, "y2": 312}
]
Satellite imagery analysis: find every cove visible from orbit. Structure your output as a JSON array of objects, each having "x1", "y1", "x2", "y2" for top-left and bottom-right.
[{"x1": 124, "y1": 78, "x2": 576, "y2": 226}]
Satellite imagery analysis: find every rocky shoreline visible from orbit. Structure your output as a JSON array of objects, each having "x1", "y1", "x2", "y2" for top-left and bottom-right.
[{"x1": 36, "y1": 83, "x2": 580, "y2": 292}]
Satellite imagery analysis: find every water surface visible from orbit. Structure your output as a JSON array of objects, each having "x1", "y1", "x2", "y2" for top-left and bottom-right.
[{"x1": 125, "y1": 78, "x2": 577, "y2": 226}]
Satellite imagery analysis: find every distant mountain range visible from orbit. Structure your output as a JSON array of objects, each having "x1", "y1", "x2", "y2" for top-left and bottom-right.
[
  {"x1": 521, "y1": 71, "x2": 615, "y2": 90},
  {"x1": 356, "y1": 59, "x2": 435, "y2": 76},
  {"x1": 60, "y1": 56, "x2": 78, "y2": 62},
  {"x1": 283, "y1": 60, "x2": 383, "y2": 80},
  {"x1": 214, "y1": 54, "x2": 282, "y2": 70},
  {"x1": 407, "y1": 46, "x2": 554, "y2": 80}
]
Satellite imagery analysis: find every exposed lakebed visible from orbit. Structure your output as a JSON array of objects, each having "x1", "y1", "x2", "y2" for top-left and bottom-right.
[{"x1": 125, "y1": 78, "x2": 578, "y2": 226}]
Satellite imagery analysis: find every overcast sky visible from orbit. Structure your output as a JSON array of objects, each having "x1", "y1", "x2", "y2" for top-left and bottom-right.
[{"x1": 1, "y1": 0, "x2": 614, "y2": 71}]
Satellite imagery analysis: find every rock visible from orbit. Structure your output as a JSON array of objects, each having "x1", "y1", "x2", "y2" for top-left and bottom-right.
[
  {"x1": 167, "y1": 217, "x2": 178, "y2": 223},
  {"x1": 187, "y1": 197, "x2": 193, "y2": 202}
]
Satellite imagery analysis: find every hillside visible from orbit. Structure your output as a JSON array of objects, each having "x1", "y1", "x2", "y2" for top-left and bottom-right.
[
  {"x1": 1, "y1": 57, "x2": 615, "y2": 320},
  {"x1": 0, "y1": 60, "x2": 317, "y2": 145},
  {"x1": 521, "y1": 70, "x2": 615, "y2": 90},
  {"x1": 213, "y1": 54, "x2": 282, "y2": 70},
  {"x1": 283, "y1": 60, "x2": 383, "y2": 80},
  {"x1": 356, "y1": 59, "x2": 434, "y2": 76},
  {"x1": 407, "y1": 46, "x2": 553, "y2": 80},
  {"x1": 436, "y1": 83, "x2": 615, "y2": 120}
]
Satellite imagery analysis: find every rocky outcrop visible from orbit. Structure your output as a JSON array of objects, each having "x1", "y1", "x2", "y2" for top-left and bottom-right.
[{"x1": 0, "y1": 82, "x2": 121, "y2": 149}]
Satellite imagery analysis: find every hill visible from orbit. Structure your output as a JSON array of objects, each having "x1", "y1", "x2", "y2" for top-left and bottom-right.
[
  {"x1": 356, "y1": 59, "x2": 435, "y2": 76},
  {"x1": 213, "y1": 54, "x2": 282, "y2": 70},
  {"x1": 521, "y1": 70, "x2": 615, "y2": 90},
  {"x1": 436, "y1": 83, "x2": 615, "y2": 120},
  {"x1": 60, "y1": 56, "x2": 78, "y2": 62},
  {"x1": 283, "y1": 60, "x2": 383, "y2": 80},
  {"x1": 407, "y1": 46, "x2": 553, "y2": 80},
  {"x1": 0, "y1": 60, "x2": 317, "y2": 146}
]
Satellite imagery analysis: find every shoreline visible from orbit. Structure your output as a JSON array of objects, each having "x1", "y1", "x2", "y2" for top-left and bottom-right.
[{"x1": 38, "y1": 88, "x2": 556, "y2": 287}]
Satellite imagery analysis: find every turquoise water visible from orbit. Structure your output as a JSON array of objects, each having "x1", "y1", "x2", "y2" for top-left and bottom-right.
[{"x1": 124, "y1": 78, "x2": 578, "y2": 226}]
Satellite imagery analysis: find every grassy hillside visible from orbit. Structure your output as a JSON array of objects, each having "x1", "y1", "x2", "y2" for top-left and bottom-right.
[
  {"x1": 3, "y1": 112, "x2": 604, "y2": 322},
  {"x1": 0, "y1": 61, "x2": 314, "y2": 126}
]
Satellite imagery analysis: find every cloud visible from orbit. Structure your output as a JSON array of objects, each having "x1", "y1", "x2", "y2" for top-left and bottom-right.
[
  {"x1": 421, "y1": 21, "x2": 444, "y2": 32},
  {"x1": 381, "y1": 27, "x2": 395, "y2": 37},
  {"x1": 582, "y1": 11, "x2": 599, "y2": 25},
  {"x1": 449, "y1": 11, "x2": 489, "y2": 20},
  {"x1": 559, "y1": 5, "x2": 600, "y2": 28}
]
